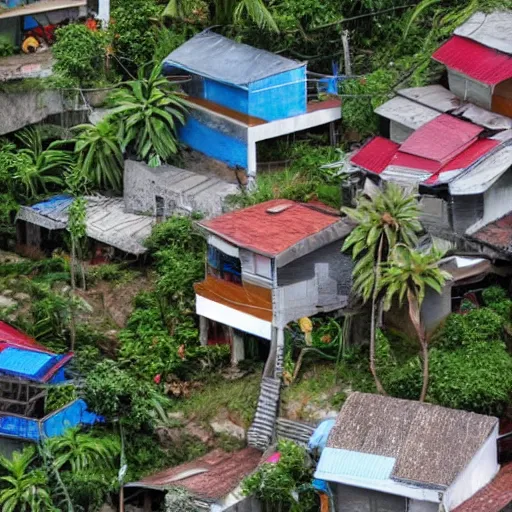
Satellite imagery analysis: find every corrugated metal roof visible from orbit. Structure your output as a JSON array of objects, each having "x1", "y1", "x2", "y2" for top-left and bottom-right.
[
  {"x1": 163, "y1": 30, "x2": 304, "y2": 87},
  {"x1": 315, "y1": 447, "x2": 396, "y2": 481},
  {"x1": 470, "y1": 211, "x2": 512, "y2": 256},
  {"x1": 18, "y1": 196, "x2": 155, "y2": 255},
  {"x1": 453, "y1": 103, "x2": 512, "y2": 131},
  {"x1": 399, "y1": 114, "x2": 483, "y2": 164},
  {"x1": 432, "y1": 36, "x2": 512, "y2": 85},
  {"x1": 0, "y1": 322, "x2": 52, "y2": 353},
  {"x1": 397, "y1": 85, "x2": 461, "y2": 113},
  {"x1": 374, "y1": 96, "x2": 440, "y2": 129},
  {"x1": 390, "y1": 152, "x2": 442, "y2": 172},
  {"x1": 350, "y1": 137, "x2": 399, "y2": 174},
  {"x1": 448, "y1": 143, "x2": 512, "y2": 195},
  {"x1": 454, "y1": 11, "x2": 512, "y2": 55}
]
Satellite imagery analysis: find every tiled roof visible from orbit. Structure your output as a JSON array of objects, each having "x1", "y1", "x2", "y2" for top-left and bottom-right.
[
  {"x1": 432, "y1": 35, "x2": 512, "y2": 85},
  {"x1": 126, "y1": 448, "x2": 263, "y2": 500},
  {"x1": 471, "y1": 212, "x2": 512, "y2": 256},
  {"x1": 452, "y1": 463, "x2": 512, "y2": 512},
  {"x1": 199, "y1": 199, "x2": 342, "y2": 257}
]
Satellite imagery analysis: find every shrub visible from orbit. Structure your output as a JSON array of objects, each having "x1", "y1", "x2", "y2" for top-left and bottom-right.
[
  {"x1": 60, "y1": 469, "x2": 116, "y2": 512},
  {"x1": 84, "y1": 360, "x2": 170, "y2": 431},
  {"x1": 482, "y1": 285, "x2": 508, "y2": 306},
  {"x1": 428, "y1": 342, "x2": 512, "y2": 415},
  {"x1": 52, "y1": 24, "x2": 107, "y2": 87},
  {"x1": 435, "y1": 308, "x2": 503, "y2": 350}
]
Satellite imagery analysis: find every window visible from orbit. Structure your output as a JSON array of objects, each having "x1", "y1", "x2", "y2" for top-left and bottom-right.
[
  {"x1": 254, "y1": 254, "x2": 272, "y2": 279},
  {"x1": 207, "y1": 246, "x2": 242, "y2": 284}
]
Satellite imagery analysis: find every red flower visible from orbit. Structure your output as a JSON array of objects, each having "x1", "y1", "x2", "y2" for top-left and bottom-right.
[{"x1": 154, "y1": 374, "x2": 161, "y2": 384}]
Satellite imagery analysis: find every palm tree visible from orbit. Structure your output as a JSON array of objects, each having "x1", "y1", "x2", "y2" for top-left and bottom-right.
[
  {"x1": 72, "y1": 119, "x2": 124, "y2": 192},
  {"x1": 108, "y1": 63, "x2": 186, "y2": 168},
  {"x1": 163, "y1": 0, "x2": 278, "y2": 32},
  {"x1": 342, "y1": 183, "x2": 422, "y2": 394},
  {"x1": 380, "y1": 245, "x2": 451, "y2": 401},
  {"x1": 0, "y1": 446, "x2": 54, "y2": 512},
  {"x1": 45, "y1": 428, "x2": 120, "y2": 472}
]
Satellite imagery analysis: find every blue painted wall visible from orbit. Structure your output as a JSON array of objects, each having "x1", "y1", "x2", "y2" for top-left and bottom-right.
[
  {"x1": 203, "y1": 79, "x2": 249, "y2": 115},
  {"x1": 249, "y1": 66, "x2": 307, "y2": 121},
  {"x1": 179, "y1": 116, "x2": 248, "y2": 168}
]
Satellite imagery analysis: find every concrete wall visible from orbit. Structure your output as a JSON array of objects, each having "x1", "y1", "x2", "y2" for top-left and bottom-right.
[
  {"x1": 482, "y1": 168, "x2": 512, "y2": 226},
  {"x1": 422, "y1": 283, "x2": 452, "y2": 334},
  {"x1": 451, "y1": 194, "x2": 484, "y2": 235},
  {"x1": 448, "y1": 70, "x2": 492, "y2": 110},
  {"x1": 334, "y1": 484, "x2": 407, "y2": 512},
  {"x1": 273, "y1": 240, "x2": 352, "y2": 327},
  {"x1": 408, "y1": 500, "x2": 439, "y2": 512},
  {"x1": 0, "y1": 90, "x2": 75, "y2": 136},
  {"x1": 444, "y1": 424, "x2": 499, "y2": 511}
]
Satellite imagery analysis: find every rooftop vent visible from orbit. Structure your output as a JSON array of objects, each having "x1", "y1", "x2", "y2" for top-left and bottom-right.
[{"x1": 266, "y1": 204, "x2": 293, "y2": 214}]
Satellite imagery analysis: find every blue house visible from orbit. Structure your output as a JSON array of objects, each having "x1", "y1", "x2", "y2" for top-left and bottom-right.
[{"x1": 163, "y1": 31, "x2": 341, "y2": 184}]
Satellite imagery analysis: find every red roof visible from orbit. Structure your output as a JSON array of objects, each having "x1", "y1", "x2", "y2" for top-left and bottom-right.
[
  {"x1": 130, "y1": 448, "x2": 263, "y2": 500},
  {"x1": 433, "y1": 36, "x2": 512, "y2": 85},
  {"x1": 399, "y1": 114, "x2": 483, "y2": 164},
  {"x1": 350, "y1": 136, "x2": 399, "y2": 174},
  {"x1": 199, "y1": 200, "x2": 341, "y2": 256},
  {"x1": 452, "y1": 463, "x2": 512, "y2": 512},
  {"x1": 471, "y1": 212, "x2": 512, "y2": 256},
  {"x1": 0, "y1": 322, "x2": 52, "y2": 354},
  {"x1": 390, "y1": 152, "x2": 443, "y2": 172}
]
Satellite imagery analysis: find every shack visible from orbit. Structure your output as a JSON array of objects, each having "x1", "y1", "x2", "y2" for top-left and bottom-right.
[
  {"x1": 315, "y1": 392, "x2": 500, "y2": 512},
  {"x1": 163, "y1": 31, "x2": 341, "y2": 185},
  {"x1": 0, "y1": 321, "x2": 101, "y2": 457}
]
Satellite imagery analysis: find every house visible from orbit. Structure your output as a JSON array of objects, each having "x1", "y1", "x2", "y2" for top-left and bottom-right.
[
  {"x1": 124, "y1": 160, "x2": 240, "y2": 219},
  {"x1": 163, "y1": 31, "x2": 341, "y2": 186},
  {"x1": 315, "y1": 392, "x2": 500, "y2": 512},
  {"x1": 0, "y1": 321, "x2": 101, "y2": 457},
  {"x1": 193, "y1": 199, "x2": 354, "y2": 369},
  {"x1": 124, "y1": 448, "x2": 263, "y2": 512},
  {"x1": 432, "y1": 11, "x2": 512, "y2": 117},
  {"x1": 16, "y1": 195, "x2": 156, "y2": 257}
]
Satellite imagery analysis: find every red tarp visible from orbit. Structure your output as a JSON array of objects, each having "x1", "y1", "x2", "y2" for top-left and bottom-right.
[{"x1": 433, "y1": 36, "x2": 512, "y2": 85}]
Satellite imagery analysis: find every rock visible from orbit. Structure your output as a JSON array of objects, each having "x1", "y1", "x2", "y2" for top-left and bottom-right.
[
  {"x1": 210, "y1": 419, "x2": 246, "y2": 441},
  {"x1": 186, "y1": 422, "x2": 213, "y2": 445},
  {"x1": 167, "y1": 411, "x2": 185, "y2": 421},
  {"x1": 0, "y1": 296, "x2": 16, "y2": 309},
  {"x1": 2, "y1": 290, "x2": 12, "y2": 296},
  {"x1": 13, "y1": 292, "x2": 30, "y2": 302},
  {"x1": 155, "y1": 426, "x2": 183, "y2": 448},
  {"x1": 60, "y1": 285, "x2": 71, "y2": 294}
]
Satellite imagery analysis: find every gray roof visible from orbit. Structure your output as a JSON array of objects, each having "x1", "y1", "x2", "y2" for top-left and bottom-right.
[
  {"x1": 163, "y1": 31, "x2": 304, "y2": 87},
  {"x1": 17, "y1": 196, "x2": 154, "y2": 255},
  {"x1": 327, "y1": 393, "x2": 498, "y2": 489},
  {"x1": 374, "y1": 96, "x2": 441, "y2": 130},
  {"x1": 397, "y1": 85, "x2": 461, "y2": 113},
  {"x1": 454, "y1": 11, "x2": 512, "y2": 55}
]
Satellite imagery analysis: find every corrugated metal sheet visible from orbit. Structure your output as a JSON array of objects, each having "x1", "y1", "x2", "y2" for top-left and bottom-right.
[
  {"x1": 470, "y1": 212, "x2": 512, "y2": 256},
  {"x1": 453, "y1": 103, "x2": 512, "y2": 130},
  {"x1": 448, "y1": 70, "x2": 493, "y2": 110},
  {"x1": 163, "y1": 30, "x2": 304, "y2": 87},
  {"x1": 397, "y1": 85, "x2": 461, "y2": 112},
  {"x1": 350, "y1": 137, "x2": 399, "y2": 174},
  {"x1": 432, "y1": 36, "x2": 512, "y2": 85},
  {"x1": 454, "y1": 11, "x2": 512, "y2": 55},
  {"x1": 449, "y1": 144, "x2": 512, "y2": 195},
  {"x1": 389, "y1": 152, "x2": 442, "y2": 172},
  {"x1": 0, "y1": 348, "x2": 52, "y2": 377},
  {"x1": 399, "y1": 114, "x2": 483, "y2": 164},
  {"x1": 0, "y1": 322, "x2": 52, "y2": 353},
  {"x1": 315, "y1": 447, "x2": 396, "y2": 481},
  {"x1": 374, "y1": 96, "x2": 440, "y2": 130}
]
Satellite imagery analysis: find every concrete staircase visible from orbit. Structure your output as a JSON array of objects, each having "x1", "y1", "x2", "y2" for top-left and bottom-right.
[{"x1": 247, "y1": 377, "x2": 281, "y2": 450}]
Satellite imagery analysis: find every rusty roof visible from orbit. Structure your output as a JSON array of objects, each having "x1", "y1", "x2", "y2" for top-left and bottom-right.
[
  {"x1": 125, "y1": 448, "x2": 263, "y2": 500},
  {"x1": 470, "y1": 212, "x2": 512, "y2": 256},
  {"x1": 452, "y1": 463, "x2": 512, "y2": 512}
]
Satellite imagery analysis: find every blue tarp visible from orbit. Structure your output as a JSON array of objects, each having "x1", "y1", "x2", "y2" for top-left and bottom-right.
[
  {"x1": 163, "y1": 31, "x2": 304, "y2": 87},
  {"x1": 31, "y1": 195, "x2": 72, "y2": 215},
  {"x1": 0, "y1": 348, "x2": 68, "y2": 382},
  {"x1": 308, "y1": 419, "x2": 335, "y2": 453},
  {"x1": 0, "y1": 416, "x2": 40, "y2": 441}
]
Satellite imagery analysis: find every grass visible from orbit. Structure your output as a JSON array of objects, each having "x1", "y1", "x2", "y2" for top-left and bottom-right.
[{"x1": 168, "y1": 370, "x2": 261, "y2": 429}]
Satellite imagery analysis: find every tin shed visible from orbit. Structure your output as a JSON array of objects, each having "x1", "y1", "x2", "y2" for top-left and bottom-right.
[{"x1": 163, "y1": 30, "x2": 307, "y2": 122}]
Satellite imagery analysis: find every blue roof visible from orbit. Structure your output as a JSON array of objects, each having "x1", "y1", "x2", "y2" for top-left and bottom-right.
[
  {"x1": 31, "y1": 195, "x2": 72, "y2": 214},
  {"x1": 0, "y1": 415, "x2": 40, "y2": 441},
  {"x1": 315, "y1": 448, "x2": 396, "y2": 482},
  {"x1": 0, "y1": 347, "x2": 71, "y2": 382}
]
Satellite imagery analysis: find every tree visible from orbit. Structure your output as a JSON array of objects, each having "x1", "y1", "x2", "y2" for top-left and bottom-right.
[
  {"x1": 380, "y1": 245, "x2": 450, "y2": 401},
  {"x1": 109, "y1": 63, "x2": 186, "y2": 167},
  {"x1": 342, "y1": 183, "x2": 422, "y2": 394},
  {"x1": 72, "y1": 120, "x2": 124, "y2": 193},
  {"x1": 45, "y1": 428, "x2": 120, "y2": 472},
  {"x1": 163, "y1": 0, "x2": 278, "y2": 32},
  {"x1": 0, "y1": 446, "x2": 54, "y2": 512}
]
